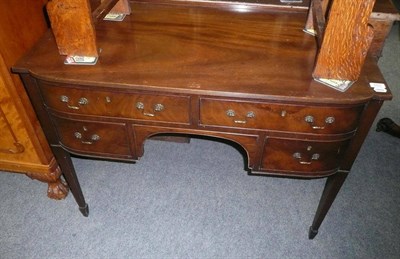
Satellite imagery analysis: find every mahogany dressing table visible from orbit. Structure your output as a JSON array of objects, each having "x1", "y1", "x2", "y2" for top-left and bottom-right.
[{"x1": 13, "y1": 0, "x2": 393, "y2": 239}]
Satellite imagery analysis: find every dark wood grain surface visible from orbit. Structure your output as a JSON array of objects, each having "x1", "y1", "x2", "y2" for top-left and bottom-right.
[{"x1": 15, "y1": 1, "x2": 390, "y2": 102}]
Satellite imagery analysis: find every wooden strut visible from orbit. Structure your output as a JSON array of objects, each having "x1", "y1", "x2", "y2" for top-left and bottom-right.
[
  {"x1": 304, "y1": 0, "x2": 330, "y2": 45},
  {"x1": 310, "y1": 0, "x2": 377, "y2": 82},
  {"x1": 46, "y1": 0, "x2": 131, "y2": 58}
]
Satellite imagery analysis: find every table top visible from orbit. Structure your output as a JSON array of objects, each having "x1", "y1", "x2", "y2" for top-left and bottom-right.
[{"x1": 14, "y1": 1, "x2": 391, "y2": 103}]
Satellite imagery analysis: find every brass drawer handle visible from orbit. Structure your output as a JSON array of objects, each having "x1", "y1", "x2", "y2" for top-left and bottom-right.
[
  {"x1": 226, "y1": 109, "x2": 255, "y2": 124},
  {"x1": 293, "y1": 152, "x2": 320, "y2": 165},
  {"x1": 136, "y1": 102, "x2": 165, "y2": 117},
  {"x1": 304, "y1": 115, "x2": 335, "y2": 130},
  {"x1": 60, "y1": 95, "x2": 88, "y2": 110},
  {"x1": 74, "y1": 132, "x2": 100, "y2": 145}
]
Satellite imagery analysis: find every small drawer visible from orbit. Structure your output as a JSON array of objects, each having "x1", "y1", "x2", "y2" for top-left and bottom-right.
[
  {"x1": 52, "y1": 116, "x2": 131, "y2": 158},
  {"x1": 38, "y1": 81, "x2": 190, "y2": 124},
  {"x1": 200, "y1": 99, "x2": 363, "y2": 134},
  {"x1": 260, "y1": 137, "x2": 350, "y2": 176}
]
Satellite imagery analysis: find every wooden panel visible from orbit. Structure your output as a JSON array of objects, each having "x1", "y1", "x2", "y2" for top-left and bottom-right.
[
  {"x1": 368, "y1": 19, "x2": 394, "y2": 58},
  {"x1": 0, "y1": 0, "x2": 48, "y2": 67},
  {"x1": 0, "y1": 64, "x2": 25, "y2": 155},
  {"x1": 0, "y1": 109, "x2": 22, "y2": 154},
  {"x1": 0, "y1": 54, "x2": 42, "y2": 166},
  {"x1": 373, "y1": 0, "x2": 400, "y2": 14},
  {"x1": 0, "y1": 0, "x2": 53, "y2": 169},
  {"x1": 369, "y1": 0, "x2": 400, "y2": 58},
  {"x1": 313, "y1": 0, "x2": 376, "y2": 81}
]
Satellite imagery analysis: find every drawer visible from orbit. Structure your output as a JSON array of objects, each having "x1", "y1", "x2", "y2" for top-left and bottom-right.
[
  {"x1": 38, "y1": 82, "x2": 190, "y2": 124},
  {"x1": 260, "y1": 137, "x2": 350, "y2": 176},
  {"x1": 51, "y1": 116, "x2": 132, "y2": 158},
  {"x1": 200, "y1": 99, "x2": 364, "y2": 134}
]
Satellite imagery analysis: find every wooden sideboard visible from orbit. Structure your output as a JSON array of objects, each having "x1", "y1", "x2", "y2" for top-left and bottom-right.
[
  {"x1": 14, "y1": 1, "x2": 394, "y2": 238},
  {"x1": 0, "y1": 1, "x2": 68, "y2": 199}
]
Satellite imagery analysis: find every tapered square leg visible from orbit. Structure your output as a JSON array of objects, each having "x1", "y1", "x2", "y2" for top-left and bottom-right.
[
  {"x1": 52, "y1": 147, "x2": 89, "y2": 216},
  {"x1": 309, "y1": 171, "x2": 348, "y2": 239}
]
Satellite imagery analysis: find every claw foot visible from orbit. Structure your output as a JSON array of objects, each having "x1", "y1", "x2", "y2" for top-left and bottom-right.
[
  {"x1": 376, "y1": 118, "x2": 400, "y2": 138},
  {"x1": 47, "y1": 179, "x2": 69, "y2": 200}
]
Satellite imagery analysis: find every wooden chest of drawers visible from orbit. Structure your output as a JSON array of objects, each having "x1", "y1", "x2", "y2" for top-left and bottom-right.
[{"x1": 14, "y1": 1, "x2": 392, "y2": 239}]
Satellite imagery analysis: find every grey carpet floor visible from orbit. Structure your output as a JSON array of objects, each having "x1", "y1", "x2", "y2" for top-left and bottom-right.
[{"x1": 1, "y1": 23, "x2": 399, "y2": 259}]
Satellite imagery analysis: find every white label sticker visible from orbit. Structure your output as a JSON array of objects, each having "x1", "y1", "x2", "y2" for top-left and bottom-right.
[
  {"x1": 369, "y1": 82, "x2": 387, "y2": 92},
  {"x1": 369, "y1": 82, "x2": 386, "y2": 89}
]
